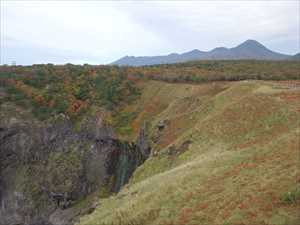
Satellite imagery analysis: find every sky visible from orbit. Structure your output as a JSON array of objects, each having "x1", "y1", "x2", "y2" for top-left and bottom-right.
[{"x1": 0, "y1": 0, "x2": 299, "y2": 65}]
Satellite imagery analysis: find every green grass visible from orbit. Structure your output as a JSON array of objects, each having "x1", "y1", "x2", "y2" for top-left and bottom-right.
[{"x1": 111, "y1": 110, "x2": 137, "y2": 137}]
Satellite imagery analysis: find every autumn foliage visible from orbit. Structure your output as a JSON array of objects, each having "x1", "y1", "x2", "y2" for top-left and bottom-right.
[
  {"x1": 0, "y1": 64, "x2": 140, "y2": 120},
  {"x1": 1, "y1": 60, "x2": 299, "y2": 120}
]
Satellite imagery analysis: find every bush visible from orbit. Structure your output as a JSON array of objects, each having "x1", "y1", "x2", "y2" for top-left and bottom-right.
[
  {"x1": 54, "y1": 98, "x2": 69, "y2": 114},
  {"x1": 32, "y1": 105, "x2": 55, "y2": 120},
  {"x1": 280, "y1": 186, "x2": 300, "y2": 204}
]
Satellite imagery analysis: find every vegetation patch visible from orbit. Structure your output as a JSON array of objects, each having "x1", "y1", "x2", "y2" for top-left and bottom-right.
[{"x1": 280, "y1": 186, "x2": 300, "y2": 204}]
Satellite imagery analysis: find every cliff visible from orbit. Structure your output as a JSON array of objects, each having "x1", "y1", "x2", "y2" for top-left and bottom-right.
[{"x1": 0, "y1": 114, "x2": 150, "y2": 225}]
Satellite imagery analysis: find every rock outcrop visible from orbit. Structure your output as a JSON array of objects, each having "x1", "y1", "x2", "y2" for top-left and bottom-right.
[
  {"x1": 0, "y1": 115, "x2": 150, "y2": 225},
  {"x1": 136, "y1": 121, "x2": 151, "y2": 158}
]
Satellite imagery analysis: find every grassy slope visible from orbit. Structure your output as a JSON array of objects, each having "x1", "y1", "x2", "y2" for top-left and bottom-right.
[{"x1": 78, "y1": 80, "x2": 300, "y2": 225}]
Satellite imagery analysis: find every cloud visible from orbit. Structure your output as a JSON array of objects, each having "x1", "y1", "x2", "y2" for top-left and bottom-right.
[
  {"x1": 1, "y1": 1, "x2": 168, "y2": 64},
  {"x1": 116, "y1": 1, "x2": 299, "y2": 52},
  {"x1": 0, "y1": 0, "x2": 299, "y2": 65}
]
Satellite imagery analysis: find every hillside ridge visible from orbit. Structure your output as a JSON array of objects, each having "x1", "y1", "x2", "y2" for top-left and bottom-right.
[{"x1": 111, "y1": 40, "x2": 290, "y2": 66}]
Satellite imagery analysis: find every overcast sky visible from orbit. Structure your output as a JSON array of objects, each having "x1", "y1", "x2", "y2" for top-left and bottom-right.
[{"x1": 0, "y1": 0, "x2": 299, "y2": 65}]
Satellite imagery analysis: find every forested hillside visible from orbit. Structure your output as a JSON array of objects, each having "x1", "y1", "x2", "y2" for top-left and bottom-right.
[
  {"x1": 127, "y1": 60, "x2": 300, "y2": 83},
  {"x1": 0, "y1": 64, "x2": 140, "y2": 120}
]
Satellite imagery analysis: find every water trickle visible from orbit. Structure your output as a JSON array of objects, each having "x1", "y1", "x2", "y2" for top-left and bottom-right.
[{"x1": 111, "y1": 141, "x2": 147, "y2": 192}]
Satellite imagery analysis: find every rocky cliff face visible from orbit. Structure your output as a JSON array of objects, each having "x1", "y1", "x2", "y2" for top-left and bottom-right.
[{"x1": 0, "y1": 115, "x2": 150, "y2": 225}]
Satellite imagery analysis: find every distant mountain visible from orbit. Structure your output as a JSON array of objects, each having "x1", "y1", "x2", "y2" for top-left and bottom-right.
[
  {"x1": 111, "y1": 40, "x2": 291, "y2": 66},
  {"x1": 287, "y1": 53, "x2": 300, "y2": 60}
]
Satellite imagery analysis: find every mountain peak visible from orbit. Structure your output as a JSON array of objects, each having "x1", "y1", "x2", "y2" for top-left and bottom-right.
[
  {"x1": 211, "y1": 47, "x2": 228, "y2": 52},
  {"x1": 183, "y1": 49, "x2": 203, "y2": 55},
  {"x1": 244, "y1": 39, "x2": 260, "y2": 44},
  {"x1": 236, "y1": 39, "x2": 265, "y2": 49},
  {"x1": 190, "y1": 49, "x2": 201, "y2": 53}
]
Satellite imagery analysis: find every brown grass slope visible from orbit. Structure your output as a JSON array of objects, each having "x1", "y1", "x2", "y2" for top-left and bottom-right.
[{"x1": 78, "y1": 80, "x2": 300, "y2": 225}]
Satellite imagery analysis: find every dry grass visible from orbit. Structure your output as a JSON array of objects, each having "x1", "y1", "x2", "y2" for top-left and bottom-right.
[{"x1": 78, "y1": 80, "x2": 300, "y2": 225}]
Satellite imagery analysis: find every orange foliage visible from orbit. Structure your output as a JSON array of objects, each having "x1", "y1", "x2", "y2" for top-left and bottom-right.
[
  {"x1": 34, "y1": 95, "x2": 45, "y2": 105},
  {"x1": 67, "y1": 100, "x2": 87, "y2": 115},
  {"x1": 15, "y1": 81, "x2": 35, "y2": 98},
  {"x1": 127, "y1": 75, "x2": 139, "y2": 83}
]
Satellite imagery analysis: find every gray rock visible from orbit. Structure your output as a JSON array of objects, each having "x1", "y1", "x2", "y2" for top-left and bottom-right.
[{"x1": 0, "y1": 116, "x2": 150, "y2": 225}]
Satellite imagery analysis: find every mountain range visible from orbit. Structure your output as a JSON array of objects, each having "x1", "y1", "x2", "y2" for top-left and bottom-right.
[{"x1": 111, "y1": 40, "x2": 299, "y2": 66}]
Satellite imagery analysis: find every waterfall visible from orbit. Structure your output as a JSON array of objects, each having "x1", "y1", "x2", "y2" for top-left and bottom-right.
[{"x1": 111, "y1": 141, "x2": 147, "y2": 192}]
